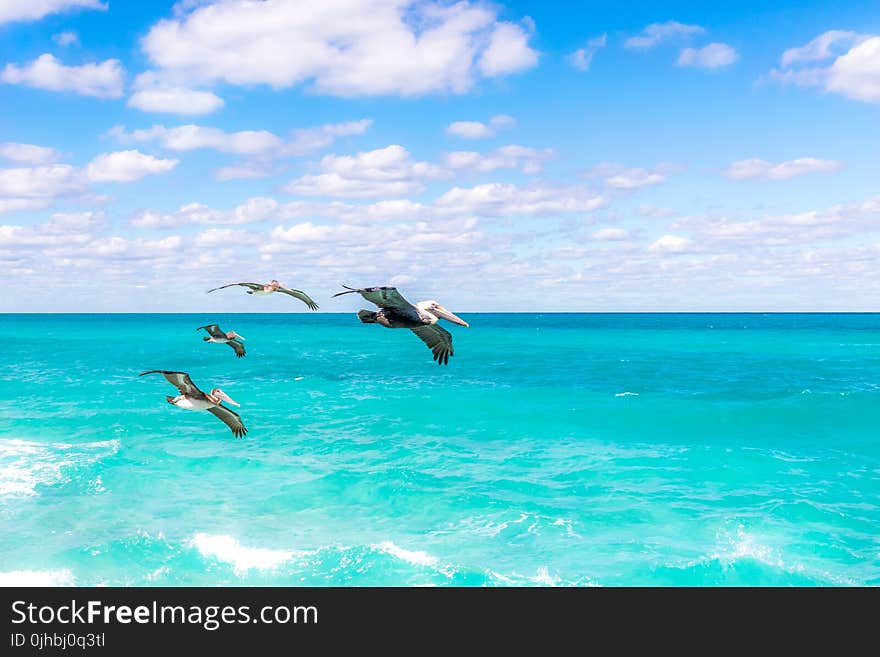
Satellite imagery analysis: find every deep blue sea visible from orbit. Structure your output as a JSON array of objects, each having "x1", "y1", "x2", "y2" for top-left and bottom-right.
[{"x1": 0, "y1": 313, "x2": 878, "y2": 586}]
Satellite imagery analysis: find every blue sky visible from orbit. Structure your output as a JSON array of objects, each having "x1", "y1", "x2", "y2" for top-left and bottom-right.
[{"x1": 1, "y1": 0, "x2": 879, "y2": 312}]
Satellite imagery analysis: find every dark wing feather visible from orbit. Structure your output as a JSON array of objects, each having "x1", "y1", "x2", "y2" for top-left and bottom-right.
[
  {"x1": 227, "y1": 340, "x2": 246, "y2": 358},
  {"x1": 207, "y1": 405, "x2": 248, "y2": 438},
  {"x1": 197, "y1": 324, "x2": 225, "y2": 338},
  {"x1": 206, "y1": 282, "x2": 262, "y2": 293},
  {"x1": 276, "y1": 286, "x2": 319, "y2": 310},
  {"x1": 333, "y1": 286, "x2": 415, "y2": 311},
  {"x1": 410, "y1": 324, "x2": 454, "y2": 365},
  {"x1": 139, "y1": 370, "x2": 202, "y2": 395}
]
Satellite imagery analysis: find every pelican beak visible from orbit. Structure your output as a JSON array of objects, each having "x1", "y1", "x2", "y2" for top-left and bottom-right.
[
  {"x1": 230, "y1": 332, "x2": 246, "y2": 341},
  {"x1": 433, "y1": 305, "x2": 469, "y2": 327},
  {"x1": 214, "y1": 390, "x2": 241, "y2": 406}
]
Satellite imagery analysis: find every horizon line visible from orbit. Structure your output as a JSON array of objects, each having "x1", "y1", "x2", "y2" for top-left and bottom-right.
[{"x1": 1, "y1": 311, "x2": 879, "y2": 315}]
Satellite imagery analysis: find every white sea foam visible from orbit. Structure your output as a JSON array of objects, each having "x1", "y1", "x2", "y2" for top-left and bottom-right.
[
  {"x1": 532, "y1": 566, "x2": 560, "y2": 586},
  {"x1": 0, "y1": 438, "x2": 119, "y2": 498},
  {"x1": 615, "y1": 391, "x2": 639, "y2": 397},
  {"x1": 188, "y1": 533, "x2": 297, "y2": 576},
  {"x1": 373, "y1": 541, "x2": 439, "y2": 568},
  {"x1": 710, "y1": 527, "x2": 780, "y2": 568},
  {"x1": 373, "y1": 541, "x2": 455, "y2": 578},
  {"x1": 488, "y1": 567, "x2": 597, "y2": 587},
  {"x1": 685, "y1": 525, "x2": 860, "y2": 585},
  {"x1": 0, "y1": 569, "x2": 76, "y2": 586}
]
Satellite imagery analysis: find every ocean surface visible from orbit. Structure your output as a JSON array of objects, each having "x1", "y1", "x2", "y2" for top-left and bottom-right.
[{"x1": 0, "y1": 313, "x2": 878, "y2": 587}]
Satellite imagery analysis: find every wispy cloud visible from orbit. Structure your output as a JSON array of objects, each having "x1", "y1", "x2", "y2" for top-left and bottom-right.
[
  {"x1": 624, "y1": 20, "x2": 704, "y2": 49},
  {"x1": 724, "y1": 158, "x2": 843, "y2": 180},
  {"x1": 1, "y1": 54, "x2": 124, "y2": 98},
  {"x1": 567, "y1": 34, "x2": 607, "y2": 71},
  {"x1": 768, "y1": 31, "x2": 880, "y2": 104},
  {"x1": 137, "y1": 0, "x2": 538, "y2": 100},
  {"x1": 0, "y1": 0, "x2": 105, "y2": 26},
  {"x1": 446, "y1": 115, "x2": 516, "y2": 139},
  {"x1": 677, "y1": 43, "x2": 739, "y2": 69}
]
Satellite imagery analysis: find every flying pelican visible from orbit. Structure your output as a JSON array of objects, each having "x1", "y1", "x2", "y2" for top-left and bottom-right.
[
  {"x1": 139, "y1": 370, "x2": 247, "y2": 438},
  {"x1": 332, "y1": 285, "x2": 469, "y2": 365},
  {"x1": 197, "y1": 324, "x2": 246, "y2": 358},
  {"x1": 206, "y1": 279, "x2": 318, "y2": 310}
]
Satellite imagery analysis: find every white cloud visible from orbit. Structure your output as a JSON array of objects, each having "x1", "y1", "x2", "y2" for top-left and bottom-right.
[
  {"x1": 0, "y1": 164, "x2": 82, "y2": 199},
  {"x1": 585, "y1": 163, "x2": 681, "y2": 189},
  {"x1": 826, "y1": 36, "x2": 880, "y2": 102},
  {"x1": 131, "y1": 178, "x2": 608, "y2": 235},
  {"x1": 127, "y1": 81, "x2": 224, "y2": 115},
  {"x1": 780, "y1": 30, "x2": 866, "y2": 67},
  {"x1": 262, "y1": 216, "x2": 484, "y2": 255},
  {"x1": 649, "y1": 234, "x2": 693, "y2": 253},
  {"x1": 132, "y1": 197, "x2": 279, "y2": 228},
  {"x1": 85, "y1": 150, "x2": 179, "y2": 183},
  {"x1": 445, "y1": 145, "x2": 552, "y2": 174},
  {"x1": 677, "y1": 42, "x2": 739, "y2": 69},
  {"x1": 478, "y1": 22, "x2": 539, "y2": 77},
  {"x1": 724, "y1": 158, "x2": 843, "y2": 180},
  {"x1": 284, "y1": 145, "x2": 447, "y2": 198},
  {"x1": 593, "y1": 227, "x2": 630, "y2": 241},
  {"x1": 214, "y1": 162, "x2": 273, "y2": 182},
  {"x1": 138, "y1": 0, "x2": 538, "y2": 98},
  {"x1": 53, "y1": 31, "x2": 80, "y2": 47},
  {"x1": 673, "y1": 196, "x2": 880, "y2": 247},
  {"x1": 1, "y1": 54, "x2": 123, "y2": 98},
  {"x1": 0, "y1": 198, "x2": 52, "y2": 214},
  {"x1": 606, "y1": 170, "x2": 666, "y2": 189},
  {"x1": 0, "y1": 143, "x2": 60, "y2": 165},
  {"x1": 624, "y1": 21, "x2": 704, "y2": 50},
  {"x1": 217, "y1": 119, "x2": 373, "y2": 180},
  {"x1": 0, "y1": 0, "x2": 105, "y2": 26},
  {"x1": 129, "y1": 209, "x2": 178, "y2": 229},
  {"x1": 0, "y1": 151, "x2": 178, "y2": 215},
  {"x1": 283, "y1": 119, "x2": 373, "y2": 156},
  {"x1": 193, "y1": 228, "x2": 259, "y2": 248},
  {"x1": 637, "y1": 204, "x2": 675, "y2": 218},
  {"x1": 45, "y1": 210, "x2": 105, "y2": 233},
  {"x1": 111, "y1": 119, "x2": 372, "y2": 180},
  {"x1": 109, "y1": 125, "x2": 283, "y2": 155},
  {"x1": 435, "y1": 182, "x2": 605, "y2": 216},
  {"x1": 0, "y1": 212, "x2": 103, "y2": 254},
  {"x1": 769, "y1": 32, "x2": 880, "y2": 104},
  {"x1": 446, "y1": 114, "x2": 515, "y2": 139},
  {"x1": 567, "y1": 34, "x2": 607, "y2": 71}
]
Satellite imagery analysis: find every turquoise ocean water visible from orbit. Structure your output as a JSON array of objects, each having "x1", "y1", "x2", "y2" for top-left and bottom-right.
[{"x1": 0, "y1": 313, "x2": 878, "y2": 586}]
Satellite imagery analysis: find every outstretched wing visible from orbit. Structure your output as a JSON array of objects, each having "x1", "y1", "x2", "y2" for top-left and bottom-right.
[
  {"x1": 276, "y1": 286, "x2": 319, "y2": 310},
  {"x1": 411, "y1": 324, "x2": 454, "y2": 365},
  {"x1": 206, "y1": 282, "x2": 262, "y2": 293},
  {"x1": 197, "y1": 324, "x2": 225, "y2": 338},
  {"x1": 227, "y1": 340, "x2": 246, "y2": 358},
  {"x1": 139, "y1": 370, "x2": 203, "y2": 395},
  {"x1": 207, "y1": 405, "x2": 248, "y2": 438},
  {"x1": 333, "y1": 285, "x2": 416, "y2": 312}
]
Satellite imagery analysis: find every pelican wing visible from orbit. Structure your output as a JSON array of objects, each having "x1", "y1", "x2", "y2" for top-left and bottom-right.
[
  {"x1": 334, "y1": 286, "x2": 416, "y2": 311},
  {"x1": 206, "y1": 282, "x2": 263, "y2": 293},
  {"x1": 139, "y1": 370, "x2": 203, "y2": 396},
  {"x1": 207, "y1": 404, "x2": 248, "y2": 438},
  {"x1": 227, "y1": 339, "x2": 246, "y2": 358},
  {"x1": 276, "y1": 286, "x2": 319, "y2": 310},
  {"x1": 197, "y1": 324, "x2": 225, "y2": 338},
  {"x1": 411, "y1": 324, "x2": 454, "y2": 365}
]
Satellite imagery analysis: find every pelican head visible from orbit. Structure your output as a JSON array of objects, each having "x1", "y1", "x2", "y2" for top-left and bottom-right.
[
  {"x1": 209, "y1": 388, "x2": 240, "y2": 406},
  {"x1": 417, "y1": 300, "x2": 469, "y2": 327},
  {"x1": 268, "y1": 279, "x2": 281, "y2": 288},
  {"x1": 226, "y1": 331, "x2": 245, "y2": 341}
]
